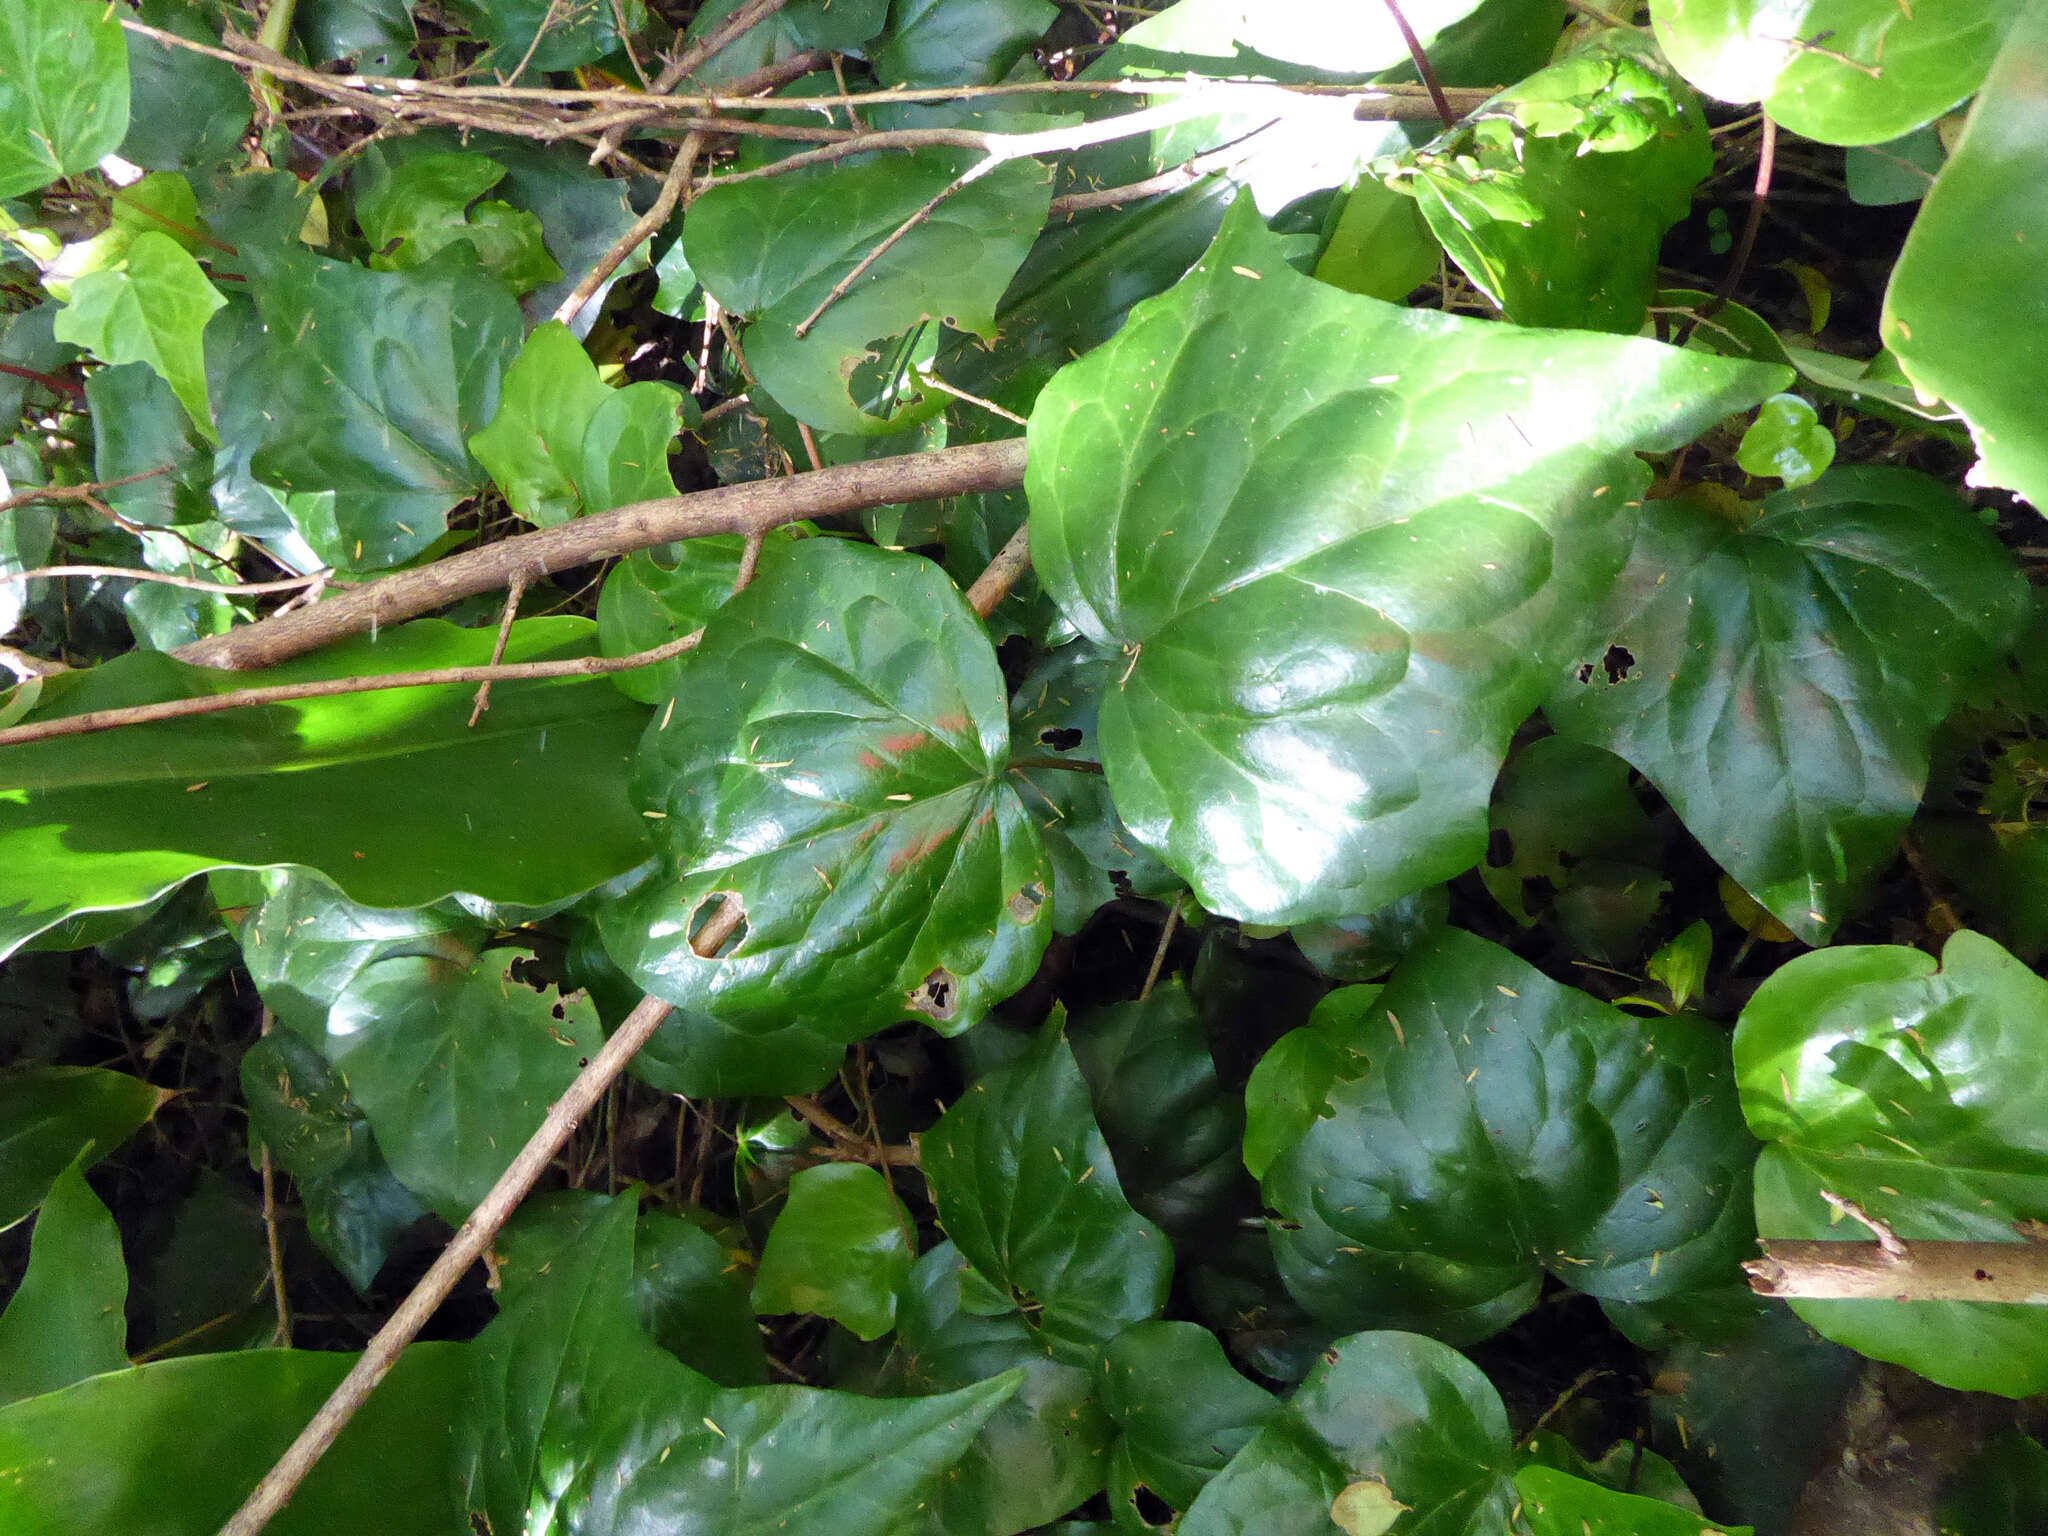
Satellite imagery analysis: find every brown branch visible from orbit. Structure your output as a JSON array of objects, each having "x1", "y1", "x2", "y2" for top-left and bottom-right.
[
  {"x1": 172, "y1": 439, "x2": 1029, "y2": 671},
  {"x1": 465, "y1": 575, "x2": 527, "y2": 726},
  {"x1": 1746, "y1": 1239, "x2": 2048, "y2": 1304},
  {"x1": 964, "y1": 518, "x2": 1031, "y2": 619},
  {"x1": 0, "y1": 361, "x2": 85, "y2": 402},
  {"x1": 588, "y1": 0, "x2": 792, "y2": 165},
  {"x1": 0, "y1": 632, "x2": 703, "y2": 748},
  {"x1": 551, "y1": 130, "x2": 703, "y2": 326},
  {"x1": 0, "y1": 466, "x2": 175, "y2": 517},
  {"x1": 785, "y1": 1094, "x2": 921, "y2": 1168},
  {"x1": 1378, "y1": 0, "x2": 1456, "y2": 129}
]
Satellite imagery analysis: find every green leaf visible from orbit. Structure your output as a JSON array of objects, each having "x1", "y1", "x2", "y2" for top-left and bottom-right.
[
  {"x1": 1516, "y1": 1464, "x2": 1750, "y2": 1535},
  {"x1": 1180, "y1": 1330, "x2": 1517, "y2": 1536},
  {"x1": 1099, "y1": 1321, "x2": 1278, "y2": 1530},
  {"x1": 297, "y1": 0, "x2": 416, "y2": 73},
  {"x1": 597, "y1": 533, "x2": 798, "y2": 703},
  {"x1": 1394, "y1": 38, "x2": 1712, "y2": 332},
  {"x1": 0, "y1": 1343, "x2": 470, "y2": 1534},
  {"x1": 0, "y1": 1066, "x2": 164, "y2": 1231},
  {"x1": 85, "y1": 361, "x2": 213, "y2": 527},
  {"x1": 1266, "y1": 929, "x2": 1757, "y2": 1343},
  {"x1": 1241, "y1": 984, "x2": 1377, "y2": 1182},
  {"x1": 0, "y1": 619, "x2": 651, "y2": 960},
  {"x1": 223, "y1": 246, "x2": 524, "y2": 570},
  {"x1": 1651, "y1": 0, "x2": 2010, "y2": 145},
  {"x1": 0, "y1": 0, "x2": 129, "y2": 201},
  {"x1": 681, "y1": 0, "x2": 891, "y2": 75},
  {"x1": 753, "y1": 1163, "x2": 914, "y2": 1341},
  {"x1": 1883, "y1": 5, "x2": 2048, "y2": 510},
  {"x1": 1311, "y1": 178, "x2": 1440, "y2": 304},
  {"x1": 1648, "y1": 919, "x2": 1714, "y2": 1012},
  {"x1": 871, "y1": 0, "x2": 1058, "y2": 87},
  {"x1": 355, "y1": 148, "x2": 562, "y2": 294},
  {"x1": 1940, "y1": 1431, "x2": 2048, "y2": 1536},
  {"x1": 921, "y1": 1021, "x2": 1172, "y2": 1356},
  {"x1": 1737, "y1": 392, "x2": 1836, "y2": 487},
  {"x1": 1008, "y1": 642, "x2": 1180, "y2": 932},
  {"x1": 1116, "y1": 0, "x2": 1489, "y2": 74},
  {"x1": 1734, "y1": 930, "x2": 2048, "y2": 1396},
  {"x1": 53, "y1": 232, "x2": 223, "y2": 442},
  {"x1": 446, "y1": 0, "x2": 645, "y2": 73},
  {"x1": 1291, "y1": 887, "x2": 1448, "y2": 982},
  {"x1": 1026, "y1": 193, "x2": 1789, "y2": 925},
  {"x1": 1545, "y1": 467, "x2": 2027, "y2": 944},
  {"x1": 601, "y1": 540, "x2": 1052, "y2": 1042},
  {"x1": 0, "y1": 1156, "x2": 127, "y2": 1407},
  {"x1": 688, "y1": 149, "x2": 1052, "y2": 434},
  {"x1": 634, "y1": 1208, "x2": 769, "y2": 1386},
  {"x1": 1846, "y1": 123, "x2": 1947, "y2": 205},
  {"x1": 121, "y1": 0, "x2": 251, "y2": 173}
]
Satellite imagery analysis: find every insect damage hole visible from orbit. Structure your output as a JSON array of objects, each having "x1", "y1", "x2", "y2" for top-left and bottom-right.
[
  {"x1": 1574, "y1": 644, "x2": 1637, "y2": 685},
  {"x1": 1037, "y1": 726, "x2": 1083, "y2": 751},
  {"x1": 688, "y1": 892, "x2": 748, "y2": 958},
  {"x1": 909, "y1": 967, "x2": 958, "y2": 1022},
  {"x1": 1007, "y1": 882, "x2": 1046, "y2": 922}
]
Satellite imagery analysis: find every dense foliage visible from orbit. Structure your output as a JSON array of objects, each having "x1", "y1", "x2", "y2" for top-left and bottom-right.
[{"x1": 3, "y1": 0, "x2": 2047, "y2": 1532}]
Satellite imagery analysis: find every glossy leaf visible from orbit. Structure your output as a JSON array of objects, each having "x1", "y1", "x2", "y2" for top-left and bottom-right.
[
  {"x1": 634, "y1": 1209, "x2": 769, "y2": 1387},
  {"x1": 1098, "y1": 1320, "x2": 1278, "y2": 1530},
  {"x1": 354, "y1": 148, "x2": 561, "y2": 294},
  {"x1": 1516, "y1": 1464, "x2": 1748, "y2": 1535},
  {"x1": 1546, "y1": 467, "x2": 2026, "y2": 943},
  {"x1": 602, "y1": 540, "x2": 1052, "y2": 1042},
  {"x1": 0, "y1": 619, "x2": 650, "y2": 961},
  {"x1": 1652, "y1": 0, "x2": 2009, "y2": 145},
  {"x1": 0, "y1": 1344, "x2": 469, "y2": 1535},
  {"x1": 1241, "y1": 984, "x2": 1377, "y2": 1183},
  {"x1": 597, "y1": 533, "x2": 798, "y2": 703},
  {"x1": 1737, "y1": 393, "x2": 1836, "y2": 488},
  {"x1": 1734, "y1": 930, "x2": 2048, "y2": 1396},
  {"x1": 1180, "y1": 1329, "x2": 1516, "y2": 1536},
  {"x1": 1026, "y1": 193, "x2": 1788, "y2": 925},
  {"x1": 682, "y1": 0, "x2": 890, "y2": 73},
  {"x1": 871, "y1": 0, "x2": 1058, "y2": 87},
  {"x1": 85, "y1": 362, "x2": 213, "y2": 527},
  {"x1": 1883, "y1": 5, "x2": 2048, "y2": 511},
  {"x1": 1311, "y1": 179, "x2": 1439, "y2": 304},
  {"x1": 1392, "y1": 37, "x2": 1711, "y2": 332},
  {"x1": 0, "y1": 0, "x2": 129, "y2": 201},
  {"x1": 121, "y1": 0, "x2": 251, "y2": 173},
  {"x1": 753, "y1": 1163, "x2": 914, "y2": 1341},
  {"x1": 922, "y1": 1021, "x2": 1173, "y2": 1356},
  {"x1": 1291, "y1": 888, "x2": 1448, "y2": 983},
  {"x1": 687, "y1": 149, "x2": 1053, "y2": 434},
  {"x1": 0, "y1": 1067, "x2": 164, "y2": 1231},
  {"x1": 54, "y1": 233, "x2": 223, "y2": 441},
  {"x1": 0, "y1": 1157, "x2": 127, "y2": 1407},
  {"x1": 1265, "y1": 929, "x2": 1757, "y2": 1343}
]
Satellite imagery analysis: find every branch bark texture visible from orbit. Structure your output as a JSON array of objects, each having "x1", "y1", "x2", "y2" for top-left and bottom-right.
[{"x1": 1746, "y1": 1239, "x2": 2048, "y2": 1304}]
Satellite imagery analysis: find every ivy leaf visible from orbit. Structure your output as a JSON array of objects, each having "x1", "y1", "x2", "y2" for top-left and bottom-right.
[
  {"x1": 224, "y1": 245, "x2": 523, "y2": 570},
  {"x1": 122, "y1": 0, "x2": 252, "y2": 172},
  {"x1": 634, "y1": 1209, "x2": 769, "y2": 1386},
  {"x1": 355, "y1": 148, "x2": 562, "y2": 294},
  {"x1": 1516, "y1": 1465, "x2": 1749, "y2": 1535},
  {"x1": 871, "y1": 0, "x2": 1058, "y2": 87},
  {"x1": 601, "y1": 540, "x2": 1052, "y2": 1042},
  {"x1": 921, "y1": 1021, "x2": 1173, "y2": 1356},
  {"x1": 1545, "y1": 467, "x2": 2026, "y2": 944},
  {"x1": 753, "y1": 1163, "x2": 914, "y2": 1341},
  {"x1": 53, "y1": 232, "x2": 224, "y2": 442},
  {"x1": 445, "y1": 0, "x2": 645, "y2": 73},
  {"x1": 0, "y1": 0, "x2": 129, "y2": 200},
  {"x1": 0, "y1": 619, "x2": 650, "y2": 960},
  {"x1": 0, "y1": 1067, "x2": 166, "y2": 1231},
  {"x1": 1026, "y1": 193, "x2": 1788, "y2": 925},
  {"x1": 1180, "y1": 1330, "x2": 1518, "y2": 1536},
  {"x1": 1883, "y1": 4, "x2": 2048, "y2": 510},
  {"x1": 0, "y1": 1156, "x2": 128, "y2": 1408},
  {"x1": 687, "y1": 150, "x2": 1053, "y2": 434},
  {"x1": 681, "y1": 0, "x2": 891, "y2": 77},
  {"x1": 1099, "y1": 1321, "x2": 1279, "y2": 1530},
  {"x1": 1734, "y1": 930, "x2": 2048, "y2": 1397},
  {"x1": 85, "y1": 361, "x2": 214, "y2": 526},
  {"x1": 1241, "y1": 984, "x2": 1378, "y2": 1183},
  {"x1": 1392, "y1": 37, "x2": 1712, "y2": 332},
  {"x1": 1265, "y1": 929, "x2": 1757, "y2": 1343},
  {"x1": 597, "y1": 533, "x2": 798, "y2": 703},
  {"x1": 1651, "y1": 0, "x2": 2011, "y2": 146},
  {"x1": 1291, "y1": 888, "x2": 1447, "y2": 983}
]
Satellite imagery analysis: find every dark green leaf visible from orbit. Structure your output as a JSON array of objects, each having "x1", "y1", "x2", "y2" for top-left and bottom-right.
[
  {"x1": 871, "y1": 0, "x2": 1058, "y2": 87},
  {"x1": 1883, "y1": 5, "x2": 2048, "y2": 509},
  {"x1": 54, "y1": 232, "x2": 224, "y2": 441},
  {"x1": 1940, "y1": 1431, "x2": 2048, "y2": 1536},
  {"x1": 1026, "y1": 193, "x2": 1789, "y2": 925},
  {"x1": 297, "y1": 0, "x2": 416, "y2": 72},
  {"x1": 122, "y1": 0, "x2": 253, "y2": 172},
  {"x1": 1545, "y1": 468, "x2": 2026, "y2": 943},
  {"x1": 753, "y1": 1163, "x2": 914, "y2": 1341},
  {"x1": 602, "y1": 539, "x2": 1051, "y2": 1042},
  {"x1": 447, "y1": 0, "x2": 645, "y2": 73},
  {"x1": 1267, "y1": 929, "x2": 1757, "y2": 1343},
  {"x1": 922, "y1": 1021, "x2": 1172, "y2": 1356},
  {"x1": 0, "y1": 1066, "x2": 164, "y2": 1231},
  {"x1": 1516, "y1": 1464, "x2": 1749, "y2": 1535},
  {"x1": 634, "y1": 1208, "x2": 768, "y2": 1386},
  {"x1": 1099, "y1": 1320, "x2": 1278, "y2": 1530},
  {"x1": 597, "y1": 533, "x2": 798, "y2": 703},
  {"x1": 1734, "y1": 930, "x2": 2048, "y2": 1395},
  {"x1": 1847, "y1": 124, "x2": 1947, "y2": 205},
  {"x1": 85, "y1": 361, "x2": 213, "y2": 526},
  {"x1": 140, "y1": 1170, "x2": 271, "y2": 1356},
  {"x1": 0, "y1": 619, "x2": 650, "y2": 960},
  {"x1": 682, "y1": 0, "x2": 890, "y2": 74},
  {"x1": 1291, "y1": 888, "x2": 1447, "y2": 982},
  {"x1": 0, "y1": 1157, "x2": 127, "y2": 1407},
  {"x1": 354, "y1": 147, "x2": 561, "y2": 294},
  {"x1": 0, "y1": 0, "x2": 129, "y2": 201},
  {"x1": 1241, "y1": 984, "x2": 1377, "y2": 1183}
]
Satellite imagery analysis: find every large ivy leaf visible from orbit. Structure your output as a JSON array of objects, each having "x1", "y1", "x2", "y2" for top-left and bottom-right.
[
  {"x1": 1265, "y1": 929, "x2": 1757, "y2": 1344},
  {"x1": 597, "y1": 532, "x2": 800, "y2": 704},
  {"x1": 1026, "y1": 194, "x2": 1788, "y2": 925},
  {"x1": 871, "y1": 0, "x2": 1057, "y2": 86},
  {"x1": 1734, "y1": 930, "x2": 2048, "y2": 1396},
  {"x1": 222, "y1": 246, "x2": 524, "y2": 570},
  {"x1": 0, "y1": 1343, "x2": 469, "y2": 1535},
  {"x1": 0, "y1": 0, "x2": 129, "y2": 201},
  {"x1": 121, "y1": 0, "x2": 251, "y2": 174},
  {"x1": 53, "y1": 232, "x2": 224, "y2": 442},
  {"x1": 354, "y1": 148, "x2": 561, "y2": 294},
  {"x1": 0, "y1": 1067, "x2": 166, "y2": 1231},
  {"x1": 1545, "y1": 468, "x2": 2026, "y2": 944},
  {"x1": 921, "y1": 1021, "x2": 1173, "y2": 1356},
  {"x1": 1883, "y1": 4, "x2": 2048, "y2": 511},
  {"x1": 1651, "y1": 0, "x2": 2011, "y2": 145},
  {"x1": 601, "y1": 539, "x2": 1052, "y2": 1042},
  {"x1": 464, "y1": 1191, "x2": 1019, "y2": 1535},
  {"x1": 1098, "y1": 1321, "x2": 1278, "y2": 1531},
  {"x1": 687, "y1": 149, "x2": 1053, "y2": 434},
  {"x1": 0, "y1": 619, "x2": 651, "y2": 960},
  {"x1": 1390, "y1": 36, "x2": 1711, "y2": 333},
  {"x1": 753, "y1": 1163, "x2": 914, "y2": 1341},
  {"x1": 0, "y1": 1157, "x2": 128, "y2": 1407}
]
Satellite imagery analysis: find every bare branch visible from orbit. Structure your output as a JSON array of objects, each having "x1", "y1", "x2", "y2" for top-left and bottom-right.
[
  {"x1": 0, "y1": 565, "x2": 331, "y2": 595},
  {"x1": 964, "y1": 519, "x2": 1032, "y2": 619},
  {"x1": 1746, "y1": 1238, "x2": 2048, "y2": 1304}
]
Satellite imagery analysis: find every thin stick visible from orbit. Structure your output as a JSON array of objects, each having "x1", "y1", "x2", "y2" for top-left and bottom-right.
[
  {"x1": 466, "y1": 575, "x2": 526, "y2": 726},
  {"x1": 964, "y1": 519, "x2": 1032, "y2": 618},
  {"x1": 0, "y1": 632, "x2": 702, "y2": 748},
  {"x1": 212, "y1": 975, "x2": 698, "y2": 1536},
  {"x1": 0, "y1": 466, "x2": 175, "y2": 517},
  {"x1": 1378, "y1": 0, "x2": 1456, "y2": 129},
  {"x1": 172, "y1": 439, "x2": 1029, "y2": 672},
  {"x1": 1746, "y1": 1239, "x2": 2048, "y2": 1304},
  {"x1": 0, "y1": 361, "x2": 85, "y2": 402},
  {"x1": 732, "y1": 531, "x2": 765, "y2": 595},
  {"x1": 0, "y1": 565, "x2": 330, "y2": 595},
  {"x1": 918, "y1": 374, "x2": 1026, "y2": 426},
  {"x1": 794, "y1": 160, "x2": 992, "y2": 337},
  {"x1": 786, "y1": 1094, "x2": 920, "y2": 1168},
  {"x1": 587, "y1": 0, "x2": 792, "y2": 166},
  {"x1": 552, "y1": 131, "x2": 703, "y2": 326},
  {"x1": 256, "y1": 1009, "x2": 292, "y2": 1348},
  {"x1": 1139, "y1": 891, "x2": 1183, "y2": 1002}
]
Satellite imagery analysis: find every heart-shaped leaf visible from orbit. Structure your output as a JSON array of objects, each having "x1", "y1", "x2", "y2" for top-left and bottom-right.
[
  {"x1": 1025, "y1": 193, "x2": 1788, "y2": 924},
  {"x1": 1099, "y1": 1321, "x2": 1278, "y2": 1530},
  {"x1": 54, "y1": 232, "x2": 224, "y2": 442},
  {"x1": 753, "y1": 1163, "x2": 914, "y2": 1341},
  {"x1": 355, "y1": 148, "x2": 560, "y2": 293},
  {"x1": 0, "y1": 0, "x2": 129, "y2": 200}
]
